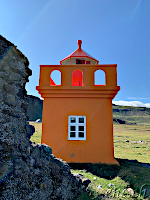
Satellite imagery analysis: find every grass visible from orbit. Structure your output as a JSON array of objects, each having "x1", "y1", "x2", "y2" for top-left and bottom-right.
[
  {"x1": 30, "y1": 122, "x2": 42, "y2": 143},
  {"x1": 30, "y1": 122, "x2": 150, "y2": 199},
  {"x1": 113, "y1": 124, "x2": 150, "y2": 163},
  {"x1": 72, "y1": 169, "x2": 130, "y2": 199},
  {"x1": 70, "y1": 161, "x2": 150, "y2": 199},
  {"x1": 72, "y1": 169, "x2": 145, "y2": 199}
]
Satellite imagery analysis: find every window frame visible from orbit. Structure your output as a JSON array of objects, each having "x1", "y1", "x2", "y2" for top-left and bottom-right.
[
  {"x1": 76, "y1": 59, "x2": 85, "y2": 64},
  {"x1": 68, "y1": 116, "x2": 86, "y2": 140}
]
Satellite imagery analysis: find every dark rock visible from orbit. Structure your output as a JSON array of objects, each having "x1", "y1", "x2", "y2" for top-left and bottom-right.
[
  {"x1": 26, "y1": 95, "x2": 43, "y2": 121},
  {"x1": 72, "y1": 173, "x2": 91, "y2": 188},
  {"x1": 113, "y1": 118, "x2": 126, "y2": 124},
  {"x1": 26, "y1": 123, "x2": 35, "y2": 139},
  {"x1": 40, "y1": 143, "x2": 52, "y2": 154},
  {"x1": 0, "y1": 35, "x2": 83, "y2": 199}
]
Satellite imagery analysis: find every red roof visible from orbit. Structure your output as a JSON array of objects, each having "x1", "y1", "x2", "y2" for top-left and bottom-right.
[{"x1": 60, "y1": 40, "x2": 99, "y2": 64}]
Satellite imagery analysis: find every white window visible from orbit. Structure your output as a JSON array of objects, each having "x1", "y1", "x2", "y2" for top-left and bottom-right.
[{"x1": 68, "y1": 116, "x2": 86, "y2": 140}]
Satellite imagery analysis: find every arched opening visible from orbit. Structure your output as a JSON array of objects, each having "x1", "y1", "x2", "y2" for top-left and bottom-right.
[
  {"x1": 94, "y1": 69, "x2": 106, "y2": 86},
  {"x1": 72, "y1": 70, "x2": 83, "y2": 86},
  {"x1": 50, "y1": 70, "x2": 61, "y2": 86}
]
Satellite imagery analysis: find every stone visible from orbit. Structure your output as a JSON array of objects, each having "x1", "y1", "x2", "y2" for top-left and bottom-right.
[
  {"x1": 0, "y1": 77, "x2": 5, "y2": 89},
  {"x1": 26, "y1": 123, "x2": 35, "y2": 139},
  {"x1": 40, "y1": 143, "x2": 52, "y2": 154},
  {"x1": 72, "y1": 173, "x2": 91, "y2": 188},
  {"x1": 127, "y1": 188, "x2": 134, "y2": 195},
  {"x1": 108, "y1": 183, "x2": 115, "y2": 187},
  {"x1": 0, "y1": 35, "x2": 84, "y2": 199},
  {"x1": 26, "y1": 95, "x2": 43, "y2": 121}
]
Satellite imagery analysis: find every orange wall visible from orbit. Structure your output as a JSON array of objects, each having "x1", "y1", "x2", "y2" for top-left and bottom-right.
[
  {"x1": 42, "y1": 97, "x2": 118, "y2": 164},
  {"x1": 38, "y1": 64, "x2": 118, "y2": 88},
  {"x1": 37, "y1": 64, "x2": 120, "y2": 164}
]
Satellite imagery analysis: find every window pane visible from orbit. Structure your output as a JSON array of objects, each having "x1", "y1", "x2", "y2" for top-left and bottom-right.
[
  {"x1": 79, "y1": 117, "x2": 84, "y2": 123},
  {"x1": 70, "y1": 117, "x2": 76, "y2": 123},
  {"x1": 70, "y1": 126, "x2": 76, "y2": 131},
  {"x1": 79, "y1": 132, "x2": 84, "y2": 138},
  {"x1": 79, "y1": 126, "x2": 84, "y2": 131},
  {"x1": 76, "y1": 59, "x2": 85, "y2": 64},
  {"x1": 70, "y1": 132, "x2": 75, "y2": 137}
]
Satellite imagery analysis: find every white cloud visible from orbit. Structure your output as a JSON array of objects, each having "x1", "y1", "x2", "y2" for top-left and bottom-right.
[
  {"x1": 112, "y1": 100, "x2": 150, "y2": 108},
  {"x1": 145, "y1": 103, "x2": 150, "y2": 108}
]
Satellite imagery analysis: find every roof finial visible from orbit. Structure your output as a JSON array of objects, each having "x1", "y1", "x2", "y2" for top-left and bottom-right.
[{"x1": 77, "y1": 40, "x2": 82, "y2": 50}]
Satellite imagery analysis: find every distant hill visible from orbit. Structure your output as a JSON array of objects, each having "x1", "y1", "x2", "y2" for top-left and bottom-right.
[
  {"x1": 113, "y1": 104, "x2": 150, "y2": 124},
  {"x1": 27, "y1": 95, "x2": 43, "y2": 121},
  {"x1": 26, "y1": 95, "x2": 150, "y2": 124}
]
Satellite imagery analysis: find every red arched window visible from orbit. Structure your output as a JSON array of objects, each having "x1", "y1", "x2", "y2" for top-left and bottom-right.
[
  {"x1": 50, "y1": 70, "x2": 61, "y2": 86},
  {"x1": 72, "y1": 70, "x2": 83, "y2": 86}
]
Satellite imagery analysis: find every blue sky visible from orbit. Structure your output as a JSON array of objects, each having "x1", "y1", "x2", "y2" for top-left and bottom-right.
[{"x1": 1, "y1": 0, "x2": 150, "y2": 107}]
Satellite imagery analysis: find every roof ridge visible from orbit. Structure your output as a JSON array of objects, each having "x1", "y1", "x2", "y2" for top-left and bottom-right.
[{"x1": 60, "y1": 40, "x2": 99, "y2": 64}]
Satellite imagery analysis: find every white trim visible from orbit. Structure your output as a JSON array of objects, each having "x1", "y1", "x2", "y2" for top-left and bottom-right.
[{"x1": 68, "y1": 116, "x2": 86, "y2": 140}]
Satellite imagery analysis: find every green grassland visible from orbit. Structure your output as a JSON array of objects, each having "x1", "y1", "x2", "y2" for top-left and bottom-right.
[
  {"x1": 30, "y1": 122, "x2": 42, "y2": 143},
  {"x1": 114, "y1": 124, "x2": 150, "y2": 163},
  {"x1": 30, "y1": 121, "x2": 150, "y2": 199}
]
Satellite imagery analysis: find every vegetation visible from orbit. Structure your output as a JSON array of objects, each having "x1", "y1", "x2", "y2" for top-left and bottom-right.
[
  {"x1": 114, "y1": 124, "x2": 150, "y2": 163},
  {"x1": 69, "y1": 159, "x2": 150, "y2": 199},
  {"x1": 30, "y1": 110, "x2": 150, "y2": 199},
  {"x1": 73, "y1": 170, "x2": 148, "y2": 199},
  {"x1": 30, "y1": 122, "x2": 42, "y2": 143},
  {"x1": 113, "y1": 104, "x2": 150, "y2": 125}
]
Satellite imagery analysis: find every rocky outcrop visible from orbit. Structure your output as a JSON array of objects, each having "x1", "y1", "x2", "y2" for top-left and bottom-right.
[
  {"x1": 27, "y1": 95, "x2": 43, "y2": 121},
  {"x1": 0, "y1": 35, "x2": 83, "y2": 199}
]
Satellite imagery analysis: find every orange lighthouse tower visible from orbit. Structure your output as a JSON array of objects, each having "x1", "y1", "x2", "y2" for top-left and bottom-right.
[{"x1": 36, "y1": 40, "x2": 120, "y2": 164}]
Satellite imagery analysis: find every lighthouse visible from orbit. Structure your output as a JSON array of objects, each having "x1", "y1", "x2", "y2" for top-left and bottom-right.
[{"x1": 36, "y1": 40, "x2": 120, "y2": 164}]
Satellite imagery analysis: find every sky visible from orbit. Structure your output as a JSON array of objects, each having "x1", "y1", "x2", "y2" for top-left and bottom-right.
[{"x1": 1, "y1": 0, "x2": 150, "y2": 108}]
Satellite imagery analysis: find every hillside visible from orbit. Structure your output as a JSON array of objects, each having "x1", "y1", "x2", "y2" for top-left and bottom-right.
[
  {"x1": 113, "y1": 104, "x2": 150, "y2": 125},
  {"x1": 27, "y1": 95, "x2": 150, "y2": 124}
]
